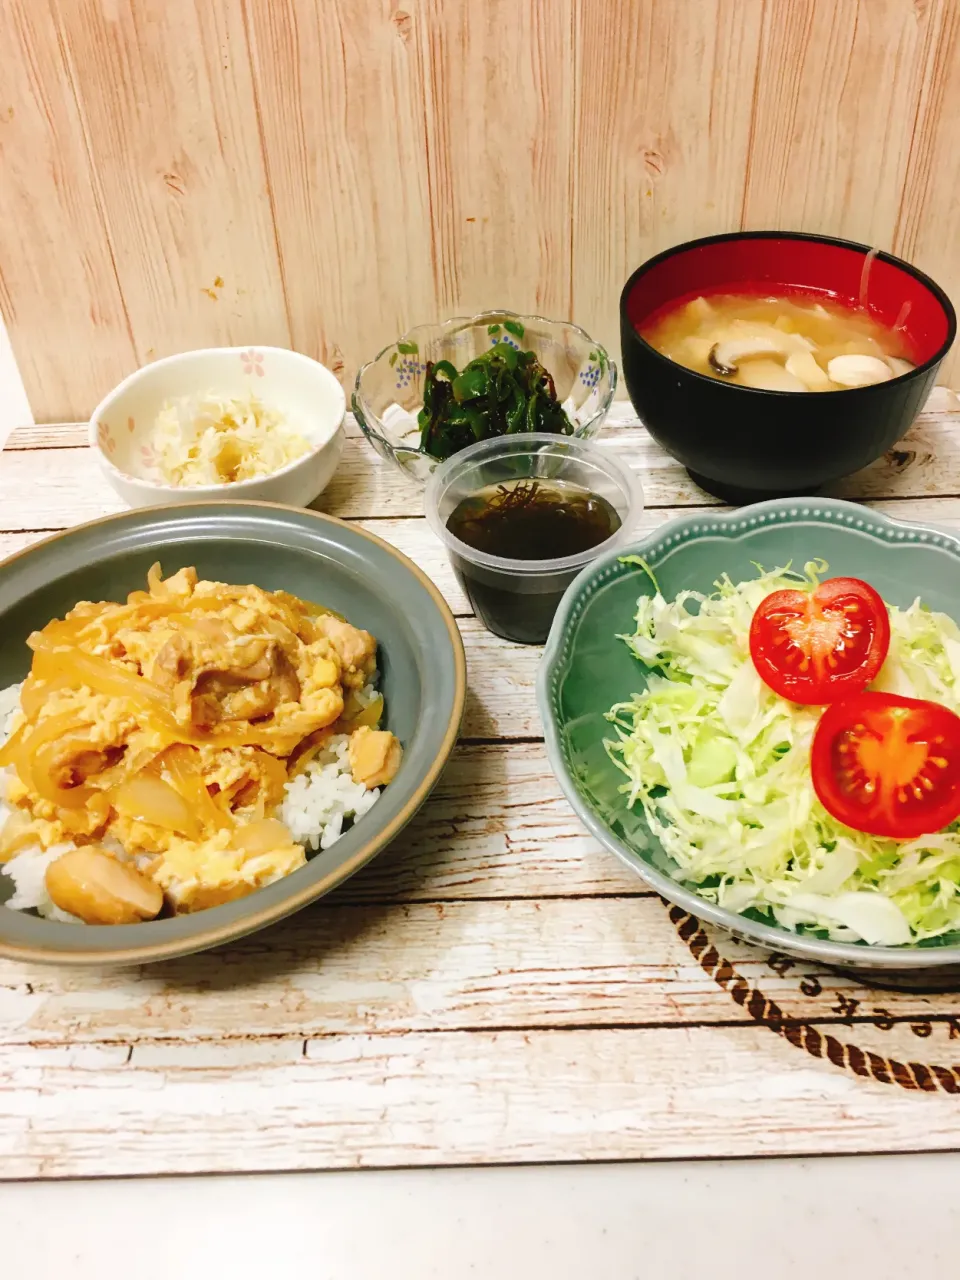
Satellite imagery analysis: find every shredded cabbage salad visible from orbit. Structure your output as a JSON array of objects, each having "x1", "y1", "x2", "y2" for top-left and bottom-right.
[
  {"x1": 152, "y1": 392, "x2": 312, "y2": 487},
  {"x1": 605, "y1": 559, "x2": 960, "y2": 946}
]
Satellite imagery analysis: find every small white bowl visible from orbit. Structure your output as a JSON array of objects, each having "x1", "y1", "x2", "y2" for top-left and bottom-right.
[{"x1": 90, "y1": 346, "x2": 346, "y2": 509}]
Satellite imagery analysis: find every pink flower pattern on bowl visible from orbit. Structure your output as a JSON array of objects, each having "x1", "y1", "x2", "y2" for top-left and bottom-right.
[
  {"x1": 139, "y1": 442, "x2": 160, "y2": 476},
  {"x1": 98, "y1": 422, "x2": 117, "y2": 456},
  {"x1": 240, "y1": 349, "x2": 264, "y2": 377}
]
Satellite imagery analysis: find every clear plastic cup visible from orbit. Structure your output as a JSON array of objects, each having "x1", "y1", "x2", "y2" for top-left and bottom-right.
[{"x1": 424, "y1": 433, "x2": 644, "y2": 644}]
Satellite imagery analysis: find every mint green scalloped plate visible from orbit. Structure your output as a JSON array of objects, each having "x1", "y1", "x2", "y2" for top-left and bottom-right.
[{"x1": 537, "y1": 497, "x2": 960, "y2": 972}]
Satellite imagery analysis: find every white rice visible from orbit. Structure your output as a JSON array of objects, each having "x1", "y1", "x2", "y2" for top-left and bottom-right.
[
  {"x1": 2, "y1": 845, "x2": 81, "y2": 921},
  {"x1": 0, "y1": 682, "x2": 80, "y2": 920},
  {"x1": 0, "y1": 678, "x2": 383, "y2": 922},
  {"x1": 0, "y1": 682, "x2": 20, "y2": 737}
]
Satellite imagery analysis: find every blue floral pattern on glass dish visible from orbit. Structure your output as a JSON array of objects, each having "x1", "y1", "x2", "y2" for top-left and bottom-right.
[
  {"x1": 580, "y1": 351, "x2": 604, "y2": 390},
  {"x1": 393, "y1": 356, "x2": 427, "y2": 391}
]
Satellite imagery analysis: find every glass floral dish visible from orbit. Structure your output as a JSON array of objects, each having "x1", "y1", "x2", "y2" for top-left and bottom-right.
[{"x1": 352, "y1": 310, "x2": 618, "y2": 484}]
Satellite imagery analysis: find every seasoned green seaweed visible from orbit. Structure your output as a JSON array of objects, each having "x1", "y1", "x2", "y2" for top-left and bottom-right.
[{"x1": 418, "y1": 343, "x2": 574, "y2": 461}]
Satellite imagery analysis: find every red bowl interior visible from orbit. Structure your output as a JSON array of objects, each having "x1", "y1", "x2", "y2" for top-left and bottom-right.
[{"x1": 625, "y1": 236, "x2": 952, "y2": 366}]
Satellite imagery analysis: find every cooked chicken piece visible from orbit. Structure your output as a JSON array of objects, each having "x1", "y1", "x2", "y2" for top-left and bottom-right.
[
  {"x1": 190, "y1": 692, "x2": 222, "y2": 731},
  {"x1": 190, "y1": 617, "x2": 236, "y2": 647},
  {"x1": 46, "y1": 741, "x2": 125, "y2": 790},
  {"x1": 348, "y1": 726, "x2": 402, "y2": 789},
  {"x1": 191, "y1": 645, "x2": 302, "y2": 725},
  {"x1": 184, "y1": 619, "x2": 270, "y2": 673},
  {"x1": 171, "y1": 882, "x2": 256, "y2": 912},
  {"x1": 62, "y1": 746, "x2": 125, "y2": 787},
  {"x1": 46, "y1": 845, "x2": 163, "y2": 925},
  {"x1": 151, "y1": 633, "x2": 191, "y2": 688},
  {"x1": 219, "y1": 681, "x2": 280, "y2": 723},
  {"x1": 265, "y1": 648, "x2": 301, "y2": 703},
  {"x1": 230, "y1": 651, "x2": 276, "y2": 682},
  {"x1": 262, "y1": 618, "x2": 302, "y2": 649},
  {"x1": 141, "y1": 605, "x2": 305, "y2": 727},
  {"x1": 314, "y1": 615, "x2": 377, "y2": 687}
]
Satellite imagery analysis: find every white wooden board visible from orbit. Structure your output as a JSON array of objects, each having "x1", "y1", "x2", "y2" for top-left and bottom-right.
[{"x1": 3, "y1": 405, "x2": 960, "y2": 1179}]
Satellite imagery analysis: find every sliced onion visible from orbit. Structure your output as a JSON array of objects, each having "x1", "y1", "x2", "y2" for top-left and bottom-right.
[
  {"x1": 163, "y1": 744, "x2": 231, "y2": 831},
  {"x1": 0, "y1": 720, "x2": 26, "y2": 769},
  {"x1": 340, "y1": 690, "x2": 361, "y2": 721},
  {"x1": 28, "y1": 609, "x2": 109, "y2": 650},
  {"x1": 31, "y1": 593, "x2": 240, "y2": 649},
  {"x1": 349, "y1": 694, "x2": 383, "y2": 730},
  {"x1": 289, "y1": 726, "x2": 335, "y2": 777},
  {"x1": 147, "y1": 562, "x2": 165, "y2": 596},
  {"x1": 341, "y1": 690, "x2": 383, "y2": 725},
  {"x1": 252, "y1": 750, "x2": 288, "y2": 814},
  {"x1": 27, "y1": 646, "x2": 286, "y2": 752},
  {"x1": 233, "y1": 818, "x2": 295, "y2": 857},
  {"x1": 32, "y1": 646, "x2": 169, "y2": 712},
  {"x1": 17, "y1": 676, "x2": 40, "y2": 720},
  {"x1": 0, "y1": 810, "x2": 39, "y2": 863},
  {"x1": 111, "y1": 774, "x2": 202, "y2": 839},
  {"x1": 22, "y1": 712, "x2": 97, "y2": 809}
]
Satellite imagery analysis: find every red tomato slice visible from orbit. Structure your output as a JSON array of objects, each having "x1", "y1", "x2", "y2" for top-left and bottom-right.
[
  {"x1": 749, "y1": 577, "x2": 890, "y2": 704},
  {"x1": 811, "y1": 692, "x2": 960, "y2": 839}
]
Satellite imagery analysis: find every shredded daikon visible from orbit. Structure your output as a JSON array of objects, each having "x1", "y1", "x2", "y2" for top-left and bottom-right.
[{"x1": 151, "y1": 392, "x2": 312, "y2": 486}]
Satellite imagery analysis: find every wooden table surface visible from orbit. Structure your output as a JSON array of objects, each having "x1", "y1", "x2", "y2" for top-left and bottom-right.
[{"x1": 4, "y1": 396, "x2": 960, "y2": 1180}]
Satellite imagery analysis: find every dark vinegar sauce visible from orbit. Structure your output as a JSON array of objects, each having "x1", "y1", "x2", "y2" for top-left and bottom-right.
[{"x1": 445, "y1": 478, "x2": 621, "y2": 644}]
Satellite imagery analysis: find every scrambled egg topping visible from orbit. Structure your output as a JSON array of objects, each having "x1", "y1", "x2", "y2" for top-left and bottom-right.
[{"x1": 0, "y1": 565, "x2": 402, "y2": 923}]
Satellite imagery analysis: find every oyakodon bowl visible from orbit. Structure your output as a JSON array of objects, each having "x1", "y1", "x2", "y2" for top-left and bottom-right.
[
  {"x1": 620, "y1": 232, "x2": 956, "y2": 504},
  {"x1": 352, "y1": 310, "x2": 617, "y2": 484},
  {"x1": 0, "y1": 504, "x2": 465, "y2": 966},
  {"x1": 538, "y1": 498, "x2": 960, "y2": 976}
]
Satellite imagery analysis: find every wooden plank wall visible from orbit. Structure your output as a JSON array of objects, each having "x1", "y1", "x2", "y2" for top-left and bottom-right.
[{"x1": 1, "y1": 0, "x2": 958, "y2": 423}]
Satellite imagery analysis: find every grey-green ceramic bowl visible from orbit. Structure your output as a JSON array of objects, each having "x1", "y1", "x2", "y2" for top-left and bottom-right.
[
  {"x1": 538, "y1": 497, "x2": 960, "y2": 973},
  {"x1": 0, "y1": 503, "x2": 465, "y2": 966}
]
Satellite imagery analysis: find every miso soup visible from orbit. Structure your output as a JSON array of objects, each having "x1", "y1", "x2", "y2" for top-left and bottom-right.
[{"x1": 640, "y1": 291, "x2": 915, "y2": 392}]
